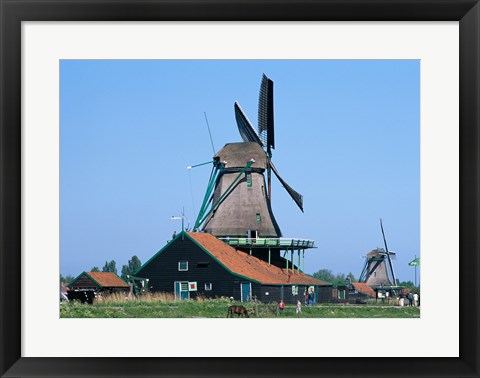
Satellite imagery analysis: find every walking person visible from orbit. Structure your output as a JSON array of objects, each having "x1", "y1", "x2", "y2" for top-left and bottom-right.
[{"x1": 296, "y1": 299, "x2": 302, "y2": 314}]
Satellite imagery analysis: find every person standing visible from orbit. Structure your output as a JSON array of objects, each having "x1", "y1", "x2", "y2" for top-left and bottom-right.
[
  {"x1": 407, "y1": 291, "x2": 414, "y2": 307},
  {"x1": 413, "y1": 292, "x2": 419, "y2": 307},
  {"x1": 279, "y1": 300, "x2": 285, "y2": 313}
]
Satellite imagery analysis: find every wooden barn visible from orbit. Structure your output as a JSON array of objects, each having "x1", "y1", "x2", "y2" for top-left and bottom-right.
[
  {"x1": 134, "y1": 231, "x2": 332, "y2": 304},
  {"x1": 67, "y1": 271, "x2": 129, "y2": 303}
]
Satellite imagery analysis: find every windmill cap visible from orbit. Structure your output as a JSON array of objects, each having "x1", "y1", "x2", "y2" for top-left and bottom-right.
[{"x1": 214, "y1": 142, "x2": 266, "y2": 169}]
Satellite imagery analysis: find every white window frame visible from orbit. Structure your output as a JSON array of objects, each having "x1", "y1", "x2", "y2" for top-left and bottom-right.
[
  {"x1": 204, "y1": 283, "x2": 212, "y2": 291},
  {"x1": 178, "y1": 261, "x2": 188, "y2": 271}
]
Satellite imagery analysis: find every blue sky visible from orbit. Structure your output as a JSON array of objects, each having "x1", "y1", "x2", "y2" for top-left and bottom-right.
[{"x1": 60, "y1": 60, "x2": 420, "y2": 283}]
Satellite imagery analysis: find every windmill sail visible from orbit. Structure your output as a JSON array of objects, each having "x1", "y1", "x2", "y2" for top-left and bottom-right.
[
  {"x1": 380, "y1": 219, "x2": 397, "y2": 286},
  {"x1": 234, "y1": 102, "x2": 263, "y2": 146},
  {"x1": 234, "y1": 75, "x2": 304, "y2": 213},
  {"x1": 258, "y1": 74, "x2": 275, "y2": 152},
  {"x1": 271, "y1": 162, "x2": 304, "y2": 212}
]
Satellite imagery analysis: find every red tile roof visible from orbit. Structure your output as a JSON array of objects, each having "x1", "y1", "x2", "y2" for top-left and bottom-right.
[
  {"x1": 187, "y1": 232, "x2": 330, "y2": 286},
  {"x1": 352, "y1": 282, "x2": 376, "y2": 297},
  {"x1": 87, "y1": 272, "x2": 129, "y2": 288}
]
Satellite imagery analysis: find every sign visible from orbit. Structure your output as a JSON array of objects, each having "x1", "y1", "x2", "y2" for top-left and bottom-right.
[{"x1": 188, "y1": 282, "x2": 197, "y2": 291}]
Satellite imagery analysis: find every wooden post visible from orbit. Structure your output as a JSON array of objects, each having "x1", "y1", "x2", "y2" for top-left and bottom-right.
[
  {"x1": 291, "y1": 249, "x2": 294, "y2": 274},
  {"x1": 302, "y1": 250, "x2": 305, "y2": 273},
  {"x1": 298, "y1": 250, "x2": 301, "y2": 273}
]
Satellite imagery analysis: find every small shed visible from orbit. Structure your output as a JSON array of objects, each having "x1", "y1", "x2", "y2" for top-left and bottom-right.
[
  {"x1": 67, "y1": 271, "x2": 129, "y2": 303},
  {"x1": 346, "y1": 282, "x2": 376, "y2": 304}
]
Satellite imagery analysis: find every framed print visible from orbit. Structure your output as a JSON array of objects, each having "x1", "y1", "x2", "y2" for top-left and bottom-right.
[{"x1": 1, "y1": 0, "x2": 479, "y2": 377}]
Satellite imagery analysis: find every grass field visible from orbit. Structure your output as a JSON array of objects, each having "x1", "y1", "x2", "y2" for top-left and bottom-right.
[{"x1": 60, "y1": 294, "x2": 420, "y2": 318}]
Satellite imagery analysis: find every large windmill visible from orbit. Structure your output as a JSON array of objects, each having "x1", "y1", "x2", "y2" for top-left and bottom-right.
[
  {"x1": 359, "y1": 219, "x2": 398, "y2": 288},
  {"x1": 194, "y1": 74, "x2": 303, "y2": 238},
  {"x1": 193, "y1": 74, "x2": 313, "y2": 271}
]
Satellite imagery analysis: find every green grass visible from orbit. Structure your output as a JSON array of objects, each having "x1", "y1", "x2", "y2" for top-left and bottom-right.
[{"x1": 60, "y1": 297, "x2": 420, "y2": 318}]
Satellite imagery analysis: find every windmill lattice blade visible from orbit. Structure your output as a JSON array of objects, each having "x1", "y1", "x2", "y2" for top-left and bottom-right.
[
  {"x1": 271, "y1": 162, "x2": 304, "y2": 212},
  {"x1": 234, "y1": 102, "x2": 263, "y2": 146},
  {"x1": 380, "y1": 218, "x2": 389, "y2": 252},
  {"x1": 258, "y1": 74, "x2": 275, "y2": 152},
  {"x1": 380, "y1": 219, "x2": 397, "y2": 285}
]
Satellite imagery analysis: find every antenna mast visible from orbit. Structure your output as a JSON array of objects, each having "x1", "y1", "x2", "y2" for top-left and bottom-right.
[{"x1": 204, "y1": 112, "x2": 216, "y2": 155}]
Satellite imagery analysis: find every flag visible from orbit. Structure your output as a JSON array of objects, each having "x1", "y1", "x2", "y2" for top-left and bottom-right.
[{"x1": 408, "y1": 257, "x2": 420, "y2": 266}]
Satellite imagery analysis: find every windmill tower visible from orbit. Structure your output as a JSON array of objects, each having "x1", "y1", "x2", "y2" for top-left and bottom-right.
[
  {"x1": 359, "y1": 219, "x2": 397, "y2": 287},
  {"x1": 200, "y1": 141, "x2": 282, "y2": 238},
  {"x1": 193, "y1": 74, "x2": 312, "y2": 270}
]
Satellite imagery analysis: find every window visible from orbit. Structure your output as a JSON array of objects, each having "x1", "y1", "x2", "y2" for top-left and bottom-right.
[
  {"x1": 178, "y1": 261, "x2": 188, "y2": 271},
  {"x1": 246, "y1": 172, "x2": 252, "y2": 187},
  {"x1": 256, "y1": 213, "x2": 261, "y2": 222},
  {"x1": 197, "y1": 262, "x2": 210, "y2": 268},
  {"x1": 205, "y1": 283, "x2": 212, "y2": 291}
]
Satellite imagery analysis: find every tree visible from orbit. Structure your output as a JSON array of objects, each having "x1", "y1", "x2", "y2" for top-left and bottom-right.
[
  {"x1": 90, "y1": 266, "x2": 100, "y2": 272},
  {"x1": 347, "y1": 272, "x2": 357, "y2": 282},
  {"x1": 333, "y1": 273, "x2": 346, "y2": 287},
  {"x1": 121, "y1": 255, "x2": 142, "y2": 281},
  {"x1": 312, "y1": 269, "x2": 336, "y2": 283},
  {"x1": 102, "y1": 260, "x2": 117, "y2": 274},
  {"x1": 397, "y1": 280, "x2": 416, "y2": 289},
  {"x1": 121, "y1": 265, "x2": 130, "y2": 281},
  {"x1": 312, "y1": 269, "x2": 352, "y2": 287},
  {"x1": 60, "y1": 274, "x2": 75, "y2": 284}
]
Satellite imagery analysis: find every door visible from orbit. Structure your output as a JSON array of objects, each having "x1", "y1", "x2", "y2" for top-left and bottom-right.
[
  {"x1": 174, "y1": 281, "x2": 190, "y2": 300},
  {"x1": 241, "y1": 282, "x2": 251, "y2": 302}
]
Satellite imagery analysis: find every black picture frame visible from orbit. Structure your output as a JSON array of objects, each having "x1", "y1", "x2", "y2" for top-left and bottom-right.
[{"x1": 1, "y1": 1, "x2": 478, "y2": 377}]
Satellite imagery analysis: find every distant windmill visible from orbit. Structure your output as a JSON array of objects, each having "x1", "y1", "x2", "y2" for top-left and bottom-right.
[
  {"x1": 194, "y1": 74, "x2": 303, "y2": 238},
  {"x1": 359, "y1": 219, "x2": 397, "y2": 287}
]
